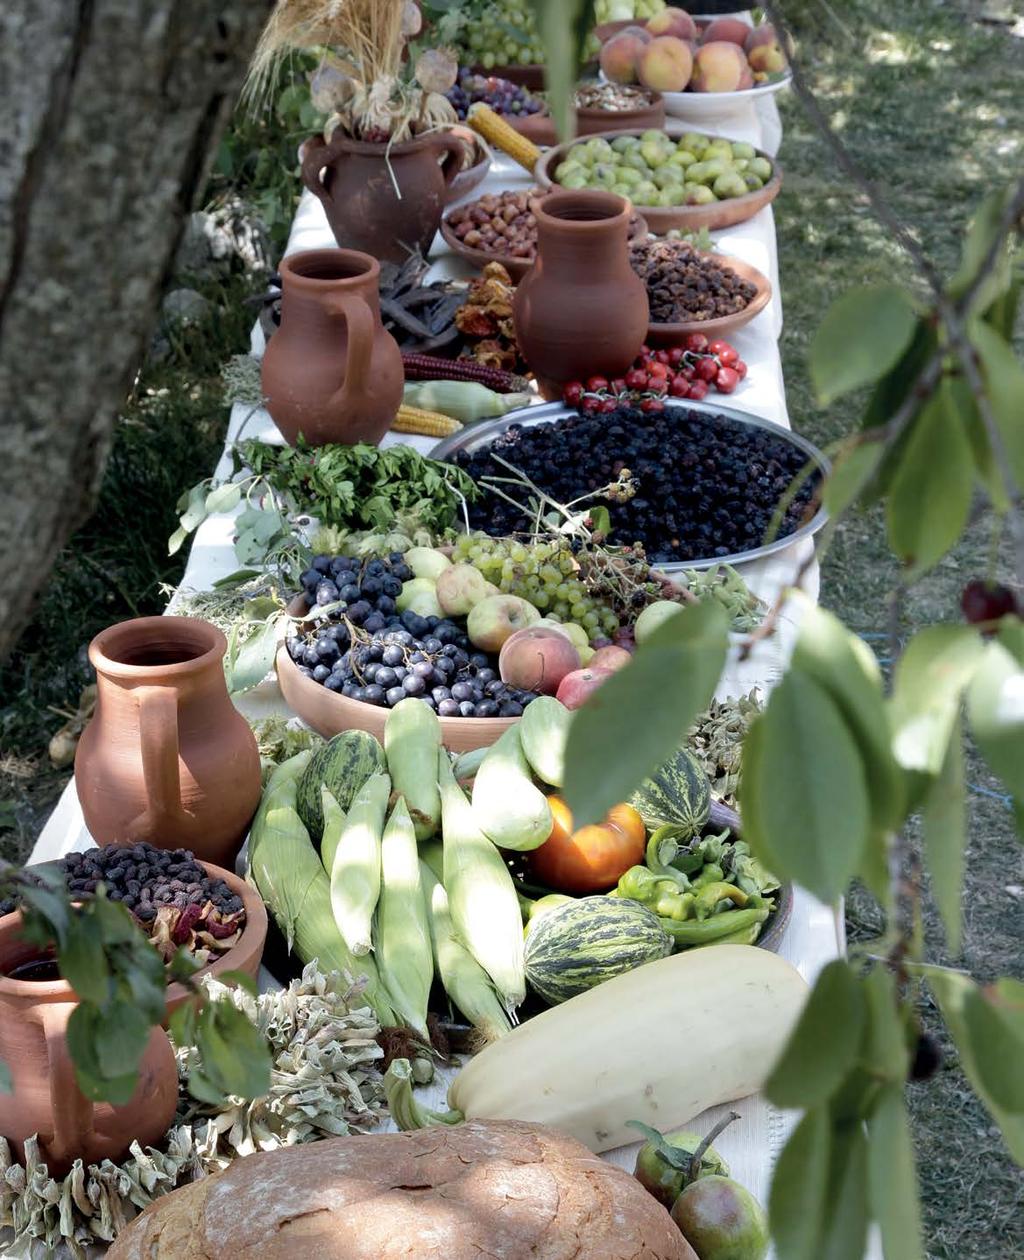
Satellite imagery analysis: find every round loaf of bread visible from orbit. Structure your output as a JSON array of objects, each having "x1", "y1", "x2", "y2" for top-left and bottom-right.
[{"x1": 108, "y1": 1120, "x2": 696, "y2": 1259}]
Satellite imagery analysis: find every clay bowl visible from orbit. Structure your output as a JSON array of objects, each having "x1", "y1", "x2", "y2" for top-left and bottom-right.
[
  {"x1": 505, "y1": 94, "x2": 666, "y2": 149},
  {"x1": 440, "y1": 202, "x2": 648, "y2": 281},
  {"x1": 470, "y1": 62, "x2": 545, "y2": 90},
  {"x1": 445, "y1": 128, "x2": 493, "y2": 205},
  {"x1": 277, "y1": 597, "x2": 517, "y2": 753},
  {"x1": 645, "y1": 253, "x2": 773, "y2": 347},
  {"x1": 0, "y1": 861, "x2": 267, "y2": 1017},
  {"x1": 536, "y1": 127, "x2": 782, "y2": 233}
]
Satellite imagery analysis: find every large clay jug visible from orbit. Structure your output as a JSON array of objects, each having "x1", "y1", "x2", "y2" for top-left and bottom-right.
[
  {"x1": 261, "y1": 249, "x2": 404, "y2": 447},
  {"x1": 301, "y1": 129, "x2": 467, "y2": 262},
  {"x1": 75, "y1": 616, "x2": 261, "y2": 867},
  {"x1": 0, "y1": 914, "x2": 178, "y2": 1176},
  {"x1": 512, "y1": 189, "x2": 649, "y2": 400}
]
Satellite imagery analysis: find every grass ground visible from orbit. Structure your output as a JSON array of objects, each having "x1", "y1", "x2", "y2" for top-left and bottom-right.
[{"x1": 0, "y1": 0, "x2": 1021, "y2": 1254}]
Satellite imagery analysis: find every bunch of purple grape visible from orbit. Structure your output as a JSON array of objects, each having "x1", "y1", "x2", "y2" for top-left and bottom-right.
[{"x1": 446, "y1": 69, "x2": 544, "y2": 120}]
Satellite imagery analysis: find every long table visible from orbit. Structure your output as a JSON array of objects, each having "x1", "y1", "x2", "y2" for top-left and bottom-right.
[{"x1": 32, "y1": 90, "x2": 861, "y2": 1255}]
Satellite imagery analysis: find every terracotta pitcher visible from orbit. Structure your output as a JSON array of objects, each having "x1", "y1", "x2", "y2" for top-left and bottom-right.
[
  {"x1": 301, "y1": 129, "x2": 467, "y2": 262},
  {"x1": 75, "y1": 617, "x2": 261, "y2": 867},
  {"x1": 0, "y1": 914, "x2": 178, "y2": 1176},
  {"x1": 261, "y1": 249, "x2": 404, "y2": 447},
  {"x1": 512, "y1": 189, "x2": 649, "y2": 399}
]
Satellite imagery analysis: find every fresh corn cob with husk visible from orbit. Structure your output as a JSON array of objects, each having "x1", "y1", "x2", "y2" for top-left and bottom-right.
[
  {"x1": 437, "y1": 748, "x2": 526, "y2": 1013},
  {"x1": 319, "y1": 785, "x2": 347, "y2": 873},
  {"x1": 376, "y1": 797, "x2": 434, "y2": 1039},
  {"x1": 402, "y1": 381, "x2": 532, "y2": 423},
  {"x1": 248, "y1": 774, "x2": 398, "y2": 1027},
  {"x1": 391, "y1": 403, "x2": 462, "y2": 437},
  {"x1": 467, "y1": 103, "x2": 542, "y2": 172},
  {"x1": 328, "y1": 773, "x2": 390, "y2": 956},
  {"x1": 420, "y1": 861, "x2": 511, "y2": 1047}
]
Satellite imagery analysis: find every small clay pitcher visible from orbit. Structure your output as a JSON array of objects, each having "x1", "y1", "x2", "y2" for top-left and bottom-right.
[
  {"x1": 261, "y1": 249, "x2": 404, "y2": 447},
  {"x1": 301, "y1": 129, "x2": 467, "y2": 262},
  {"x1": 512, "y1": 189, "x2": 649, "y2": 399},
  {"x1": 0, "y1": 915, "x2": 178, "y2": 1176},
  {"x1": 75, "y1": 617, "x2": 261, "y2": 868}
]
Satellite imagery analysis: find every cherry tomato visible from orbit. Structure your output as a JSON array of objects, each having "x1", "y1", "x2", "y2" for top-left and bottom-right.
[
  {"x1": 655, "y1": 349, "x2": 671, "y2": 364},
  {"x1": 580, "y1": 395, "x2": 600, "y2": 413},
  {"x1": 647, "y1": 376, "x2": 669, "y2": 395},
  {"x1": 717, "y1": 345, "x2": 739, "y2": 368},
  {"x1": 563, "y1": 381, "x2": 584, "y2": 406},
  {"x1": 685, "y1": 332, "x2": 709, "y2": 353},
  {"x1": 647, "y1": 360, "x2": 669, "y2": 379},
  {"x1": 669, "y1": 374, "x2": 690, "y2": 396},
  {"x1": 639, "y1": 344, "x2": 651, "y2": 357},
  {"x1": 695, "y1": 357, "x2": 719, "y2": 382},
  {"x1": 681, "y1": 365, "x2": 695, "y2": 382},
  {"x1": 625, "y1": 367, "x2": 649, "y2": 389},
  {"x1": 529, "y1": 797, "x2": 646, "y2": 894},
  {"x1": 586, "y1": 375, "x2": 609, "y2": 393},
  {"x1": 598, "y1": 396, "x2": 618, "y2": 412},
  {"x1": 610, "y1": 377, "x2": 627, "y2": 395},
  {"x1": 639, "y1": 397, "x2": 664, "y2": 412},
  {"x1": 734, "y1": 358, "x2": 748, "y2": 379},
  {"x1": 687, "y1": 379, "x2": 709, "y2": 400},
  {"x1": 667, "y1": 346, "x2": 686, "y2": 366},
  {"x1": 709, "y1": 339, "x2": 734, "y2": 358},
  {"x1": 716, "y1": 366, "x2": 740, "y2": 394}
]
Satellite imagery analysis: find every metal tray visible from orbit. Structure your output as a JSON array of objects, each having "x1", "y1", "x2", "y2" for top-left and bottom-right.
[{"x1": 432, "y1": 398, "x2": 830, "y2": 572}]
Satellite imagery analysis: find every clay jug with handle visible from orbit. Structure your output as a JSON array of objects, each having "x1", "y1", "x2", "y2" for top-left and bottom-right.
[
  {"x1": 74, "y1": 616, "x2": 261, "y2": 868},
  {"x1": 512, "y1": 189, "x2": 649, "y2": 400},
  {"x1": 301, "y1": 129, "x2": 467, "y2": 262},
  {"x1": 261, "y1": 249, "x2": 404, "y2": 447},
  {"x1": 0, "y1": 914, "x2": 178, "y2": 1177}
]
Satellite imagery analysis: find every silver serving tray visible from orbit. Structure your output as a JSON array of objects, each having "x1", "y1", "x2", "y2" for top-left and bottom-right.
[{"x1": 432, "y1": 398, "x2": 830, "y2": 572}]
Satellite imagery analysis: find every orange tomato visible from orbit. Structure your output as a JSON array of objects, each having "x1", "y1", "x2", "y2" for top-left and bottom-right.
[{"x1": 528, "y1": 796, "x2": 646, "y2": 894}]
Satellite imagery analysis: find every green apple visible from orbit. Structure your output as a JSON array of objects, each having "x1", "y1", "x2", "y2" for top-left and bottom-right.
[
  {"x1": 669, "y1": 149, "x2": 697, "y2": 168},
  {"x1": 404, "y1": 547, "x2": 452, "y2": 580},
  {"x1": 749, "y1": 156, "x2": 773, "y2": 180},
  {"x1": 397, "y1": 577, "x2": 441, "y2": 614},
  {"x1": 713, "y1": 171, "x2": 749, "y2": 199},
  {"x1": 730, "y1": 141, "x2": 756, "y2": 159},
  {"x1": 634, "y1": 599, "x2": 686, "y2": 645}
]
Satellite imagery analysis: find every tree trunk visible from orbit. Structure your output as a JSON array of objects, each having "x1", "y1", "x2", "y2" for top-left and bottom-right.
[{"x1": 0, "y1": 1, "x2": 273, "y2": 659}]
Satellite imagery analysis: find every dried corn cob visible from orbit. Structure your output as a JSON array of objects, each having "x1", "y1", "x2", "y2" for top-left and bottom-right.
[
  {"x1": 467, "y1": 103, "x2": 542, "y2": 173},
  {"x1": 401, "y1": 352, "x2": 527, "y2": 393},
  {"x1": 391, "y1": 404, "x2": 463, "y2": 437}
]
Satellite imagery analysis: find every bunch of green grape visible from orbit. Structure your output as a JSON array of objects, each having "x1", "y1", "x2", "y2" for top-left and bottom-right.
[
  {"x1": 451, "y1": 534, "x2": 621, "y2": 641},
  {"x1": 459, "y1": 0, "x2": 545, "y2": 67}
]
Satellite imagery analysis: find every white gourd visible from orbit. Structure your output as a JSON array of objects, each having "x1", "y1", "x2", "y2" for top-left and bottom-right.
[{"x1": 448, "y1": 944, "x2": 809, "y2": 1152}]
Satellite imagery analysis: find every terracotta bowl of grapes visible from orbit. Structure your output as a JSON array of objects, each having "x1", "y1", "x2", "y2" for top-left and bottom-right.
[
  {"x1": 646, "y1": 254, "x2": 773, "y2": 347},
  {"x1": 441, "y1": 198, "x2": 648, "y2": 281},
  {"x1": 276, "y1": 596, "x2": 518, "y2": 754}
]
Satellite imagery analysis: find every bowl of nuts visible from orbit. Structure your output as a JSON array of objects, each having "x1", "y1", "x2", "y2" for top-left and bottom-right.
[
  {"x1": 629, "y1": 238, "x2": 772, "y2": 344},
  {"x1": 442, "y1": 187, "x2": 648, "y2": 280}
]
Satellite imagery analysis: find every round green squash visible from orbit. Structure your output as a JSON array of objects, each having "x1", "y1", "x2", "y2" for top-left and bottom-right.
[
  {"x1": 629, "y1": 746, "x2": 711, "y2": 837},
  {"x1": 296, "y1": 729, "x2": 387, "y2": 842},
  {"x1": 524, "y1": 896, "x2": 673, "y2": 1005}
]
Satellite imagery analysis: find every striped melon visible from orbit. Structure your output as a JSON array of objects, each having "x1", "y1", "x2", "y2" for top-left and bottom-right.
[
  {"x1": 296, "y1": 729, "x2": 387, "y2": 842},
  {"x1": 524, "y1": 897, "x2": 672, "y2": 1005},
  {"x1": 629, "y1": 746, "x2": 711, "y2": 837}
]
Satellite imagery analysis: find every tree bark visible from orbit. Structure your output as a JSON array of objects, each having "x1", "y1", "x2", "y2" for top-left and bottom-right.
[{"x1": 0, "y1": 1, "x2": 273, "y2": 659}]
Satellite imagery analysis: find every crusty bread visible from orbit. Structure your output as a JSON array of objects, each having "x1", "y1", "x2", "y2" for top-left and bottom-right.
[{"x1": 108, "y1": 1120, "x2": 696, "y2": 1259}]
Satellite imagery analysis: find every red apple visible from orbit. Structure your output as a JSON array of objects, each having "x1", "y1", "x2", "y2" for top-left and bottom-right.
[
  {"x1": 499, "y1": 628, "x2": 581, "y2": 695},
  {"x1": 589, "y1": 644, "x2": 633, "y2": 673},
  {"x1": 555, "y1": 667, "x2": 614, "y2": 710}
]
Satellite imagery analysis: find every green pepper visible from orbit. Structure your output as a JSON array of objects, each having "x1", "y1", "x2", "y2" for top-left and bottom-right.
[
  {"x1": 658, "y1": 906, "x2": 769, "y2": 947},
  {"x1": 691, "y1": 919, "x2": 765, "y2": 947},
  {"x1": 619, "y1": 865, "x2": 694, "y2": 920},
  {"x1": 694, "y1": 881, "x2": 750, "y2": 919},
  {"x1": 654, "y1": 891, "x2": 695, "y2": 921},
  {"x1": 691, "y1": 863, "x2": 726, "y2": 890}
]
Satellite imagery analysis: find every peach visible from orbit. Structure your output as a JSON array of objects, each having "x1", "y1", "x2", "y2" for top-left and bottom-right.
[
  {"x1": 746, "y1": 27, "x2": 787, "y2": 75},
  {"x1": 645, "y1": 6, "x2": 697, "y2": 42},
  {"x1": 555, "y1": 667, "x2": 615, "y2": 711},
  {"x1": 599, "y1": 29, "x2": 649, "y2": 84},
  {"x1": 690, "y1": 40, "x2": 747, "y2": 93},
  {"x1": 499, "y1": 628, "x2": 581, "y2": 695},
  {"x1": 637, "y1": 35, "x2": 694, "y2": 93},
  {"x1": 700, "y1": 17, "x2": 752, "y2": 47},
  {"x1": 736, "y1": 64, "x2": 755, "y2": 90}
]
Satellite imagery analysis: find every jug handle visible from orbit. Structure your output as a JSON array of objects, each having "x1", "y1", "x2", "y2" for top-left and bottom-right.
[
  {"x1": 325, "y1": 293, "x2": 375, "y2": 416},
  {"x1": 39, "y1": 1004, "x2": 95, "y2": 1163},
  {"x1": 136, "y1": 685, "x2": 184, "y2": 826},
  {"x1": 434, "y1": 133, "x2": 470, "y2": 188},
  {"x1": 300, "y1": 132, "x2": 347, "y2": 208}
]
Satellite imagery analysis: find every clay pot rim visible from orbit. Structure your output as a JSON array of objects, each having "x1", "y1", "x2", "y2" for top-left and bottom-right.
[
  {"x1": 280, "y1": 248, "x2": 381, "y2": 290},
  {"x1": 313, "y1": 127, "x2": 457, "y2": 158},
  {"x1": 532, "y1": 188, "x2": 634, "y2": 231},
  {"x1": 0, "y1": 860, "x2": 267, "y2": 1004},
  {"x1": 88, "y1": 616, "x2": 226, "y2": 682}
]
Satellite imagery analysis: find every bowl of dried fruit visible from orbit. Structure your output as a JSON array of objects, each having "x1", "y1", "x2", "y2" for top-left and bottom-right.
[
  {"x1": 0, "y1": 844, "x2": 267, "y2": 1015},
  {"x1": 442, "y1": 187, "x2": 648, "y2": 280},
  {"x1": 629, "y1": 238, "x2": 772, "y2": 344}
]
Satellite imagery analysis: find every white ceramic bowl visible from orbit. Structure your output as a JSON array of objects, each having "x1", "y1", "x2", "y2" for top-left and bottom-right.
[{"x1": 659, "y1": 74, "x2": 792, "y2": 124}]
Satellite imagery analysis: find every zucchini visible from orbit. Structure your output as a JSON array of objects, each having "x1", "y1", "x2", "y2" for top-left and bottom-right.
[
  {"x1": 518, "y1": 696, "x2": 571, "y2": 788},
  {"x1": 524, "y1": 897, "x2": 672, "y2": 1004},
  {"x1": 384, "y1": 699, "x2": 442, "y2": 840},
  {"x1": 471, "y1": 725, "x2": 552, "y2": 852}
]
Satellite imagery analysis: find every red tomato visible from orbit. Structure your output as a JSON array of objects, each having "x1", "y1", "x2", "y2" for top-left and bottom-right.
[
  {"x1": 669, "y1": 374, "x2": 690, "y2": 396},
  {"x1": 647, "y1": 376, "x2": 669, "y2": 395},
  {"x1": 687, "y1": 379, "x2": 709, "y2": 400},
  {"x1": 716, "y1": 366, "x2": 740, "y2": 394},
  {"x1": 734, "y1": 359, "x2": 748, "y2": 379},
  {"x1": 685, "y1": 332, "x2": 709, "y2": 353},
  {"x1": 668, "y1": 346, "x2": 686, "y2": 366},
  {"x1": 529, "y1": 797, "x2": 646, "y2": 894},
  {"x1": 625, "y1": 367, "x2": 649, "y2": 389},
  {"x1": 695, "y1": 357, "x2": 719, "y2": 382},
  {"x1": 610, "y1": 377, "x2": 627, "y2": 395},
  {"x1": 563, "y1": 381, "x2": 584, "y2": 406}
]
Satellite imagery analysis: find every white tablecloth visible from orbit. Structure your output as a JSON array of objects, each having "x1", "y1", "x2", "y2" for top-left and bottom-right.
[{"x1": 31, "y1": 90, "x2": 868, "y2": 1256}]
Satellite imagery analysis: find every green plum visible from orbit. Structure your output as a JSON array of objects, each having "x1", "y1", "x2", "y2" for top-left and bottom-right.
[
  {"x1": 664, "y1": 184, "x2": 689, "y2": 205},
  {"x1": 713, "y1": 171, "x2": 749, "y2": 199},
  {"x1": 616, "y1": 166, "x2": 643, "y2": 187},
  {"x1": 705, "y1": 139, "x2": 735, "y2": 160},
  {"x1": 686, "y1": 185, "x2": 717, "y2": 205},
  {"x1": 561, "y1": 171, "x2": 589, "y2": 189},
  {"x1": 555, "y1": 160, "x2": 586, "y2": 182},
  {"x1": 669, "y1": 149, "x2": 698, "y2": 168},
  {"x1": 592, "y1": 162, "x2": 618, "y2": 187},
  {"x1": 653, "y1": 166, "x2": 683, "y2": 190},
  {"x1": 732, "y1": 158, "x2": 750, "y2": 172},
  {"x1": 680, "y1": 131, "x2": 708, "y2": 153},
  {"x1": 749, "y1": 156, "x2": 773, "y2": 180},
  {"x1": 671, "y1": 1177, "x2": 769, "y2": 1260},
  {"x1": 633, "y1": 180, "x2": 660, "y2": 203},
  {"x1": 584, "y1": 137, "x2": 615, "y2": 161},
  {"x1": 744, "y1": 173, "x2": 765, "y2": 191},
  {"x1": 730, "y1": 141, "x2": 756, "y2": 160},
  {"x1": 611, "y1": 182, "x2": 633, "y2": 197},
  {"x1": 634, "y1": 1130, "x2": 729, "y2": 1210},
  {"x1": 611, "y1": 134, "x2": 638, "y2": 153},
  {"x1": 640, "y1": 138, "x2": 670, "y2": 167},
  {"x1": 624, "y1": 150, "x2": 653, "y2": 173},
  {"x1": 640, "y1": 128, "x2": 664, "y2": 144}
]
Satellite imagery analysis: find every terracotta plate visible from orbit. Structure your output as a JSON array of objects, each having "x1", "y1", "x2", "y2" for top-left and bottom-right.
[
  {"x1": 535, "y1": 127, "x2": 782, "y2": 233},
  {"x1": 644, "y1": 252, "x2": 773, "y2": 345}
]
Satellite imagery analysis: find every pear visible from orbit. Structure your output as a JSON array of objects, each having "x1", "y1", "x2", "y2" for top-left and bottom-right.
[{"x1": 670, "y1": 1176, "x2": 769, "y2": 1260}]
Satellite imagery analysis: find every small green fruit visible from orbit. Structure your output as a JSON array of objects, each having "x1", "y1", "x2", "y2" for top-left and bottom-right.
[
  {"x1": 670, "y1": 1176, "x2": 769, "y2": 1260},
  {"x1": 634, "y1": 599, "x2": 685, "y2": 644},
  {"x1": 404, "y1": 547, "x2": 451, "y2": 580}
]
